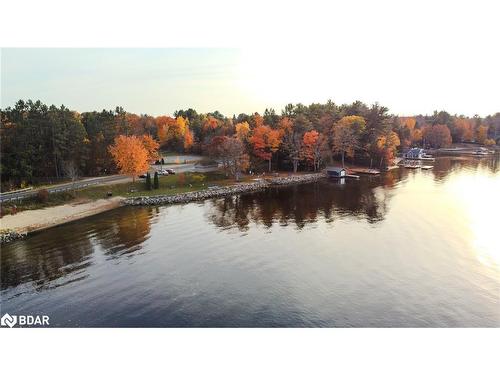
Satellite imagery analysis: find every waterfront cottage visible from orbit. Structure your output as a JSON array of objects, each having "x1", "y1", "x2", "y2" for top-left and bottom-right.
[
  {"x1": 326, "y1": 167, "x2": 347, "y2": 178},
  {"x1": 405, "y1": 148, "x2": 425, "y2": 159}
]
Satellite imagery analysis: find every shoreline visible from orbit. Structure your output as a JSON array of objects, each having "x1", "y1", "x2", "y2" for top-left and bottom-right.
[
  {"x1": 0, "y1": 173, "x2": 326, "y2": 244},
  {"x1": 0, "y1": 197, "x2": 125, "y2": 244}
]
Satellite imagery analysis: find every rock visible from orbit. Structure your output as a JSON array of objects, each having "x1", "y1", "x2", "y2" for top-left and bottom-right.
[{"x1": 0, "y1": 230, "x2": 26, "y2": 244}]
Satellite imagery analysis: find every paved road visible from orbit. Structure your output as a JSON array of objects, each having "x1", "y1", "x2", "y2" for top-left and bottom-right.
[
  {"x1": 0, "y1": 162, "x2": 217, "y2": 202},
  {"x1": 0, "y1": 175, "x2": 130, "y2": 202}
]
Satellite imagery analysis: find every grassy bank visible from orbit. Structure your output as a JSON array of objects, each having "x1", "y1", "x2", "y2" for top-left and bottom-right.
[{"x1": 1, "y1": 172, "x2": 233, "y2": 216}]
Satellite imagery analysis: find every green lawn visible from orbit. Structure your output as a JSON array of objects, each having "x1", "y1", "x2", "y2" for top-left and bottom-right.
[{"x1": 0, "y1": 172, "x2": 232, "y2": 216}]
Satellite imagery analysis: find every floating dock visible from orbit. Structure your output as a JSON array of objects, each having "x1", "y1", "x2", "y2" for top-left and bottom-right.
[
  {"x1": 401, "y1": 160, "x2": 433, "y2": 170},
  {"x1": 402, "y1": 160, "x2": 422, "y2": 169},
  {"x1": 405, "y1": 156, "x2": 435, "y2": 162}
]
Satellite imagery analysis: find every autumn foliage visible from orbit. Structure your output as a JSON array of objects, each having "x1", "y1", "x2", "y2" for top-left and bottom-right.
[
  {"x1": 141, "y1": 134, "x2": 160, "y2": 162},
  {"x1": 249, "y1": 125, "x2": 281, "y2": 171},
  {"x1": 422, "y1": 124, "x2": 452, "y2": 148},
  {"x1": 332, "y1": 116, "x2": 366, "y2": 167},
  {"x1": 235, "y1": 122, "x2": 251, "y2": 141},
  {"x1": 108, "y1": 135, "x2": 150, "y2": 181},
  {"x1": 3, "y1": 98, "x2": 499, "y2": 190},
  {"x1": 302, "y1": 130, "x2": 327, "y2": 171},
  {"x1": 375, "y1": 131, "x2": 401, "y2": 167},
  {"x1": 184, "y1": 129, "x2": 194, "y2": 150}
]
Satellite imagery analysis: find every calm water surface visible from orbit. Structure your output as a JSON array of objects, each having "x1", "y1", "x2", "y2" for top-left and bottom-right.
[{"x1": 1, "y1": 156, "x2": 499, "y2": 327}]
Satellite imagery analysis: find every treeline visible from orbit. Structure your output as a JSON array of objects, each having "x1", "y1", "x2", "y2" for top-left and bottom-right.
[{"x1": 1, "y1": 99, "x2": 499, "y2": 188}]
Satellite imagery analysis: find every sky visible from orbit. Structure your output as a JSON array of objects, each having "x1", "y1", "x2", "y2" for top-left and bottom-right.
[{"x1": 1, "y1": 46, "x2": 499, "y2": 117}]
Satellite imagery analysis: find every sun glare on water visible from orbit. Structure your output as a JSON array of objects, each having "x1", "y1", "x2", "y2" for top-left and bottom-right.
[{"x1": 446, "y1": 170, "x2": 500, "y2": 270}]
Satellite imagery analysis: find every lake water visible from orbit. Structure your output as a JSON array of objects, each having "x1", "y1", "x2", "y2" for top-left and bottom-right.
[{"x1": 1, "y1": 156, "x2": 499, "y2": 327}]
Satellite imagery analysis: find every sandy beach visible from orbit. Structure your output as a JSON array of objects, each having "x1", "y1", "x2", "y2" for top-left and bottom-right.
[{"x1": 0, "y1": 197, "x2": 124, "y2": 234}]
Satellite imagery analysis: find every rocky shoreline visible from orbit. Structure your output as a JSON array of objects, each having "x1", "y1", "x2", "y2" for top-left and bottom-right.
[
  {"x1": 125, "y1": 173, "x2": 325, "y2": 206},
  {"x1": 1, "y1": 173, "x2": 325, "y2": 244}
]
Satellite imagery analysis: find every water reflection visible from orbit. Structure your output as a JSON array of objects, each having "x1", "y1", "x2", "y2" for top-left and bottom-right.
[
  {"x1": 1, "y1": 207, "x2": 155, "y2": 292},
  {"x1": 203, "y1": 155, "x2": 500, "y2": 232},
  {"x1": 1, "y1": 235, "x2": 94, "y2": 293},
  {"x1": 96, "y1": 208, "x2": 153, "y2": 258},
  {"x1": 206, "y1": 177, "x2": 392, "y2": 232}
]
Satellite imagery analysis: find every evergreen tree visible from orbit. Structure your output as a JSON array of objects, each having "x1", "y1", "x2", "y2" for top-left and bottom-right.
[
  {"x1": 153, "y1": 171, "x2": 159, "y2": 189},
  {"x1": 145, "y1": 172, "x2": 152, "y2": 190}
]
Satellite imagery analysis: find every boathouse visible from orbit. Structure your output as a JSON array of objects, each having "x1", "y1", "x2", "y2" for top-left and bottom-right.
[{"x1": 326, "y1": 167, "x2": 347, "y2": 178}]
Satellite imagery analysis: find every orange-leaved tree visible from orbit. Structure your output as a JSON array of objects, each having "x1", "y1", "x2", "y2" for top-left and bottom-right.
[
  {"x1": 476, "y1": 125, "x2": 488, "y2": 144},
  {"x1": 411, "y1": 128, "x2": 423, "y2": 145},
  {"x1": 203, "y1": 115, "x2": 220, "y2": 132},
  {"x1": 400, "y1": 117, "x2": 422, "y2": 147},
  {"x1": 184, "y1": 129, "x2": 194, "y2": 150},
  {"x1": 332, "y1": 115, "x2": 366, "y2": 168},
  {"x1": 170, "y1": 116, "x2": 188, "y2": 141},
  {"x1": 109, "y1": 135, "x2": 149, "y2": 182},
  {"x1": 422, "y1": 124, "x2": 452, "y2": 148},
  {"x1": 154, "y1": 115, "x2": 191, "y2": 151},
  {"x1": 235, "y1": 121, "x2": 251, "y2": 141},
  {"x1": 302, "y1": 130, "x2": 327, "y2": 171},
  {"x1": 454, "y1": 118, "x2": 474, "y2": 142},
  {"x1": 249, "y1": 125, "x2": 281, "y2": 172},
  {"x1": 252, "y1": 113, "x2": 265, "y2": 128},
  {"x1": 375, "y1": 130, "x2": 401, "y2": 168},
  {"x1": 155, "y1": 116, "x2": 176, "y2": 145},
  {"x1": 141, "y1": 134, "x2": 160, "y2": 163}
]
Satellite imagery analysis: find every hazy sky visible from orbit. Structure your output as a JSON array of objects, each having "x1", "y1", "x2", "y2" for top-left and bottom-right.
[{"x1": 1, "y1": 47, "x2": 499, "y2": 117}]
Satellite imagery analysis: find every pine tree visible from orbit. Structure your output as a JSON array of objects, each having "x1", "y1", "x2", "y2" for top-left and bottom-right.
[
  {"x1": 153, "y1": 171, "x2": 159, "y2": 189},
  {"x1": 145, "y1": 172, "x2": 152, "y2": 190}
]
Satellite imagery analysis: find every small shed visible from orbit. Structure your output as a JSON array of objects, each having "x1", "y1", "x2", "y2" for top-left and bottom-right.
[{"x1": 326, "y1": 167, "x2": 347, "y2": 178}]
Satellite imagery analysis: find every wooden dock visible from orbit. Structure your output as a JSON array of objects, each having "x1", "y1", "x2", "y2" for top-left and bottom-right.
[{"x1": 349, "y1": 167, "x2": 380, "y2": 175}]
